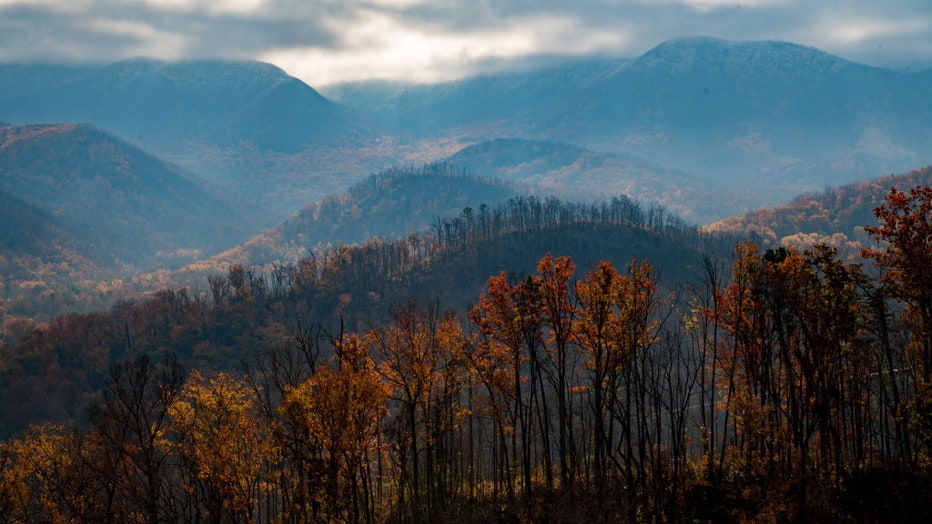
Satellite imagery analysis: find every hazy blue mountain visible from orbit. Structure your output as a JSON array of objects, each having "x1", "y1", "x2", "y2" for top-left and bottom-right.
[
  {"x1": 182, "y1": 164, "x2": 519, "y2": 274},
  {"x1": 324, "y1": 56, "x2": 630, "y2": 135},
  {"x1": 3, "y1": 38, "x2": 929, "y2": 229},
  {"x1": 0, "y1": 188, "x2": 101, "y2": 267},
  {"x1": 329, "y1": 37, "x2": 932, "y2": 203},
  {"x1": 0, "y1": 188, "x2": 119, "y2": 318},
  {"x1": 0, "y1": 59, "x2": 356, "y2": 154},
  {"x1": 0, "y1": 60, "x2": 378, "y2": 225},
  {"x1": 0, "y1": 123, "x2": 252, "y2": 269},
  {"x1": 442, "y1": 138, "x2": 763, "y2": 223},
  {"x1": 558, "y1": 38, "x2": 929, "y2": 174}
]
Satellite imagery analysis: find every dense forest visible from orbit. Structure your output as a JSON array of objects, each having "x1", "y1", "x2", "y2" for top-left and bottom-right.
[
  {"x1": 2, "y1": 186, "x2": 932, "y2": 522},
  {"x1": 707, "y1": 166, "x2": 932, "y2": 257}
]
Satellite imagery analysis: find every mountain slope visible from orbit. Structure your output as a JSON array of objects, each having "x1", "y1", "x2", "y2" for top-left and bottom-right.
[
  {"x1": 330, "y1": 37, "x2": 932, "y2": 205},
  {"x1": 0, "y1": 188, "x2": 116, "y2": 319},
  {"x1": 183, "y1": 164, "x2": 520, "y2": 273},
  {"x1": 0, "y1": 192, "x2": 709, "y2": 436},
  {"x1": 561, "y1": 38, "x2": 929, "y2": 173},
  {"x1": 323, "y1": 56, "x2": 630, "y2": 136},
  {"x1": 706, "y1": 165, "x2": 932, "y2": 255},
  {"x1": 0, "y1": 123, "x2": 251, "y2": 269},
  {"x1": 0, "y1": 60, "x2": 379, "y2": 225},
  {"x1": 0, "y1": 189, "x2": 92, "y2": 264},
  {"x1": 0, "y1": 59, "x2": 355, "y2": 154},
  {"x1": 443, "y1": 138, "x2": 762, "y2": 223}
]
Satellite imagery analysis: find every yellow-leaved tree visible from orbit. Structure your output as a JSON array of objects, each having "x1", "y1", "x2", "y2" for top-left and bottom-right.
[
  {"x1": 168, "y1": 370, "x2": 268, "y2": 523},
  {"x1": 280, "y1": 333, "x2": 389, "y2": 522}
]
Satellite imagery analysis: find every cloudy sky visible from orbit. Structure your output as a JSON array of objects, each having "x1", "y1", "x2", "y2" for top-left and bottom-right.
[{"x1": 0, "y1": 0, "x2": 930, "y2": 86}]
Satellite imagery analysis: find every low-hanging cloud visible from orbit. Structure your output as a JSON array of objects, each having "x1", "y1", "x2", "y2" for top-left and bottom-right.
[{"x1": 0, "y1": 0, "x2": 928, "y2": 86}]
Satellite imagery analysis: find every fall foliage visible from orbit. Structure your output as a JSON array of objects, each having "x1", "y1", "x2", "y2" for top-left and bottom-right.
[{"x1": 3, "y1": 187, "x2": 932, "y2": 521}]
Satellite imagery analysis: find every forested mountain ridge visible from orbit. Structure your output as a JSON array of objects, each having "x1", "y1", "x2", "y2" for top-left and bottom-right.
[
  {"x1": 3, "y1": 38, "x2": 928, "y2": 226},
  {"x1": 0, "y1": 123, "x2": 256, "y2": 319},
  {"x1": 443, "y1": 138, "x2": 761, "y2": 223},
  {"x1": 182, "y1": 164, "x2": 520, "y2": 274},
  {"x1": 0, "y1": 189, "x2": 97, "y2": 265},
  {"x1": 0, "y1": 59, "x2": 355, "y2": 154},
  {"x1": 0, "y1": 123, "x2": 251, "y2": 267},
  {"x1": 0, "y1": 60, "x2": 377, "y2": 225},
  {"x1": 5, "y1": 184, "x2": 932, "y2": 521},
  {"x1": 0, "y1": 189, "x2": 111, "y2": 318},
  {"x1": 0, "y1": 193, "x2": 705, "y2": 438},
  {"x1": 706, "y1": 165, "x2": 932, "y2": 255}
]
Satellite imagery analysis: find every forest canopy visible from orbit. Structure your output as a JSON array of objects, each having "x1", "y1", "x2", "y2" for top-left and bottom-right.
[{"x1": 2, "y1": 187, "x2": 932, "y2": 522}]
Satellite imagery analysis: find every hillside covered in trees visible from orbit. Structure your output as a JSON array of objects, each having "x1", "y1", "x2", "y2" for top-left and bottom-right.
[
  {"x1": 0, "y1": 193, "x2": 703, "y2": 436},
  {"x1": 443, "y1": 138, "x2": 759, "y2": 223},
  {"x1": 707, "y1": 165, "x2": 932, "y2": 256},
  {"x1": 0, "y1": 123, "x2": 260, "y2": 321},
  {"x1": 187, "y1": 164, "x2": 520, "y2": 274},
  {"x1": 3, "y1": 185, "x2": 932, "y2": 522}
]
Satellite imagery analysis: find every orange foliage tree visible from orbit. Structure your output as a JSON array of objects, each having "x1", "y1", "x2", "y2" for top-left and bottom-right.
[
  {"x1": 280, "y1": 333, "x2": 389, "y2": 522},
  {"x1": 862, "y1": 185, "x2": 932, "y2": 382}
]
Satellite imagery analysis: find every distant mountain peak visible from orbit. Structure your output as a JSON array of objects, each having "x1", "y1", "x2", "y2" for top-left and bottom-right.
[
  {"x1": 0, "y1": 58, "x2": 356, "y2": 154},
  {"x1": 99, "y1": 57, "x2": 297, "y2": 92},
  {"x1": 632, "y1": 37, "x2": 849, "y2": 76}
]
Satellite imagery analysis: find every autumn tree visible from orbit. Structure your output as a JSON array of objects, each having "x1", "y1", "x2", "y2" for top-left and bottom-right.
[
  {"x1": 88, "y1": 353, "x2": 185, "y2": 524},
  {"x1": 369, "y1": 300, "x2": 466, "y2": 517},
  {"x1": 280, "y1": 334, "x2": 389, "y2": 522},
  {"x1": 573, "y1": 257, "x2": 663, "y2": 507},
  {"x1": 0, "y1": 424, "x2": 103, "y2": 522},
  {"x1": 574, "y1": 261, "x2": 623, "y2": 488},
  {"x1": 468, "y1": 271, "x2": 547, "y2": 501},
  {"x1": 862, "y1": 185, "x2": 932, "y2": 383},
  {"x1": 243, "y1": 326, "x2": 322, "y2": 521},
  {"x1": 536, "y1": 253, "x2": 579, "y2": 488},
  {"x1": 168, "y1": 371, "x2": 268, "y2": 523}
]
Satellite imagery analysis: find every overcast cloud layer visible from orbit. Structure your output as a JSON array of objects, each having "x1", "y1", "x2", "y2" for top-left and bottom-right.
[{"x1": 0, "y1": 0, "x2": 930, "y2": 86}]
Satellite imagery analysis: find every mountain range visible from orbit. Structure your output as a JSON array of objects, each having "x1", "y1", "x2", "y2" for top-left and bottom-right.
[
  {"x1": 0, "y1": 59, "x2": 355, "y2": 153},
  {"x1": 442, "y1": 138, "x2": 760, "y2": 223},
  {"x1": 2, "y1": 35, "x2": 932, "y2": 522},
  {"x1": 329, "y1": 37, "x2": 931, "y2": 202},
  {"x1": 2, "y1": 37, "x2": 929, "y2": 227},
  {"x1": 0, "y1": 123, "x2": 251, "y2": 268},
  {"x1": 1, "y1": 36, "x2": 931, "y2": 321},
  {"x1": 0, "y1": 59, "x2": 372, "y2": 226},
  {"x1": 183, "y1": 164, "x2": 519, "y2": 275}
]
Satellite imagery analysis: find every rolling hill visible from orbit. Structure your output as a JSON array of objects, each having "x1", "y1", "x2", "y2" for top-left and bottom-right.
[
  {"x1": 0, "y1": 60, "x2": 378, "y2": 225},
  {"x1": 705, "y1": 165, "x2": 932, "y2": 257},
  {"x1": 0, "y1": 188, "x2": 116, "y2": 319},
  {"x1": 0, "y1": 191, "x2": 708, "y2": 436},
  {"x1": 180, "y1": 164, "x2": 520, "y2": 275},
  {"x1": 442, "y1": 138, "x2": 762, "y2": 223},
  {"x1": 0, "y1": 123, "x2": 252, "y2": 269},
  {"x1": 0, "y1": 123, "x2": 260, "y2": 318}
]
